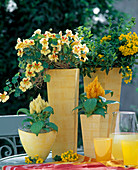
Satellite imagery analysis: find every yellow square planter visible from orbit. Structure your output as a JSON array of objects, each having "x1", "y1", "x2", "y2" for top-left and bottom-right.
[
  {"x1": 80, "y1": 114, "x2": 109, "y2": 158},
  {"x1": 83, "y1": 68, "x2": 122, "y2": 136},
  {"x1": 47, "y1": 68, "x2": 79, "y2": 157}
]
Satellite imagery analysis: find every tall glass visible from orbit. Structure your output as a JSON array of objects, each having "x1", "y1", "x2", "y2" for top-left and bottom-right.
[{"x1": 109, "y1": 111, "x2": 138, "y2": 160}]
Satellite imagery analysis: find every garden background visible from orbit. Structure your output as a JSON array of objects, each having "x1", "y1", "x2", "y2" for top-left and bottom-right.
[{"x1": 0, "y1": 0, "x2": 138, "y2": 148}]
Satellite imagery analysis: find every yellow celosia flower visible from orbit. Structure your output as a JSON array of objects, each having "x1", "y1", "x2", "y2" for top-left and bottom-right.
[
  {"x1": 32, "y1": 61, "x2": 43, "y2": 73},
  {"x1": 0, "y1": 91, "x2": 9, "y2": 103},
  {"x1": 86, "y1": 76, "x2": 105, "y2": 99},
  {"x1": 29, "y1": 94, "x2": 49, "y2": 114}
]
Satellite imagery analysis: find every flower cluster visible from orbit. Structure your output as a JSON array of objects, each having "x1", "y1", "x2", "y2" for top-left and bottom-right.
[
  {"x1": 121, "y1": 66, "x2": 132, "y2": 84},
  {"x1": 29, "y1": 94, "x2": 49, "y2": 114},
  {"x1": 86, "y1": 77, "x2": 105, "y2": 99},
  {"x1": 61, "y1": 150, "x2": 78, "y2": 162},
  {"x1": 1, "y1": 29, "x2": 89, "y2": 102},
  {"x1": 77, "y1": 18, "x2": 138, "y2": 84},
  {"x1": 119, "y1": 32, "x2": 138, "y2": 56},
  {"x1": 100, "y1": 35, "x2": 111, "y2": 43},
  {"x1": 25, "y1": 155, "x2": 44, "y2": 164},
  {"x1": 73, "y1": 77, "x2": 118, "y2": 117},
  {"x1": 17, "y1": 94, "x2": 58, "y2": 136}
]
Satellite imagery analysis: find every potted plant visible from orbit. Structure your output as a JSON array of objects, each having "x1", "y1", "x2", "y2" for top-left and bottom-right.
[
  {"x1": 73, "y1": 76, "x2": 119, "y2": 158},
  {"x1": 17, "y1": 94, "x2": 58, "y2": 160},
  {"x1": 0, "y1": 29, "x2": 89, "y2": 156},
  {"x1": 77, "y1": 17, "x2": 138, "y2": 132}
]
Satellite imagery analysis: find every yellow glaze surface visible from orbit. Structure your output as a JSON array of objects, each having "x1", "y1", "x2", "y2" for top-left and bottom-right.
[{"x1": 18, "y1": 129, "x2": 57, "y2": 160}]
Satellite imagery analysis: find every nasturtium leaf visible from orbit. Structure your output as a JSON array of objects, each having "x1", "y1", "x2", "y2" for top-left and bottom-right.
[
  {"x1": 44, "y1": 74, "x2": 51, "y2": 82},
  {"x1": 55, "y1": 34, "x2": 60, "y2": 38},
  {"x1": 4, "y1": 86, "x2": 9, "y2": 91},
  {"x1": 43, "y1": 62, "x2": 49, "y2": 68}
]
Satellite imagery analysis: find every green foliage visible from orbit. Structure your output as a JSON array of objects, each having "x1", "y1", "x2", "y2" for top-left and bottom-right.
[
  {"x1": 73, "y1": 90, "x2": 119, "y2": 117},
  {"x1": 18, "y1": 105, "x2": 58, "y2": 136},
  {"x1": 0, "y1": 0, "x2": 127, "y2": 115},
  {"x1": 77, "y1": 18, "x2": 137, "y2": 85}
]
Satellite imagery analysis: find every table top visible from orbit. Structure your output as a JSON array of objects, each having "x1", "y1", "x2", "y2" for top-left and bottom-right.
[{"x1": 0, "y1": 151, "x2": 84, "y2": 169}]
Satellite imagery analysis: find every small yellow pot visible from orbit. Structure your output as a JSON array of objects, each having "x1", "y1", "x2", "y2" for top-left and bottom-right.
[{"x1": 18, "y1": 129, "x2": 57, "y2": 160}]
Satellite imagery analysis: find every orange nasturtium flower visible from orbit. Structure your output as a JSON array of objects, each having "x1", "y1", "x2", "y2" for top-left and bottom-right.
[{"x1": 86, "y1": 76, "x2": 105, "y2": 99}]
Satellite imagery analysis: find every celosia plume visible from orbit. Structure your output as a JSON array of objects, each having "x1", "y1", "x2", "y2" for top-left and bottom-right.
[
  {"x1": 86, "y1": 76, "x2": 105, "y2": 99},
  {"x1": 29, "y1": 94, "x2": 49, "y2": 114}
]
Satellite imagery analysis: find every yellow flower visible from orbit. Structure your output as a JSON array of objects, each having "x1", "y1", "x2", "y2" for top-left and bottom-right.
[
  {"x1": 0, "y1": 91, "x2": 9, "y2": 103},
  {"x1": 25, "y1": 70, "x2": 36, "y2": 77},
  {"x1": 61, "y1": 35, "x2": 69, "y2": 45},
  {"x1": 40, "y1": 38, "x2": 49, "y2": 46},
  {"x1": 72, "y1": 45, "x2": 81, "y2": 55},
  {"x1": 32, "y1": 29, "x2": 41, "y2": 36},
  {"x1": 32, "y1": 61, "x2": 43, "y2": 73},
  {"x1": 41, "y1": 46, "x2": 51, "y2": 56},
  {"x1": 19, "y1": 85, "x2": 27, "y2": 92},
  {"x1": 36, "y1": 158, "x2": 44, "y2": 164},
  {"x1": 20, "y1": 77, "x2": 32, "y2": 89},
  {"x1": 17, "y1": 49, "x2": 24, "y2": 57},
  {"x1": 86, "y1": 76, "x2": 105, "y2": 99},
  {"x1": 66, "y1": 29, "x2": 73, "y2": 37},
  {"x1": 79, "y1": 54, "x2": 88, "y2": 62},
  {"x1": 26, "y1": 63, "x2": 34, "y2": 71},
  {"x1": 48, "y1": 54, "x2": 59, "y2": 62},
  {"x1": 100, "y1": 35, "x2": 111, "y2": 43}
]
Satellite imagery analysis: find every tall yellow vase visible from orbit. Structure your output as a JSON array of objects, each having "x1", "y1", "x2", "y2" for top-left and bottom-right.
[
  {"x1": 80, "y1": 114, "x2": 109, "y2": 158},
  {"x1": 18, "y1": 129, "x2": 57, "y2": 160},
  {"x1": 47, "y1": 69, "x2": 79, "y2": 157},
  {"x1": 83, "y1": 68, "x2": 122, "y2": 136}
]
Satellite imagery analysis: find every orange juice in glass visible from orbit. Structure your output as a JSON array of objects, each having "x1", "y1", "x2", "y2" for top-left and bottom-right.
[
  {"x1": 121, "y1": 140, "x2": 138, "y2": 166},
  {"x1": 94, "y1": 138, "x2": 112, "y2": 161},
  {"x1": 109, "y1": 132, "x2": 138, "y2": 160}
]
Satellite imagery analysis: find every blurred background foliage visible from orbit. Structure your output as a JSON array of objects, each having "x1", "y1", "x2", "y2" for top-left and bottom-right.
[
  {"x1": 0, "y1": 0, "x2": 127, "y2": 115},
  {"x1": 0, "y1": 0, "x2": 128, "y2": 147}
]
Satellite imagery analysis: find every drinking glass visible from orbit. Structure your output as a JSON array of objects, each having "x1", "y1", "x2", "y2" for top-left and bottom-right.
[
  {"x1": 121, "y1": 140, "x2": 138, "y2": 166},
  {"x1": 109, "y1": 111, "x2": 138, "y2": 160},
  {"x1": 94, "y1": 138, "x2": 112, "y2": 161}
]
